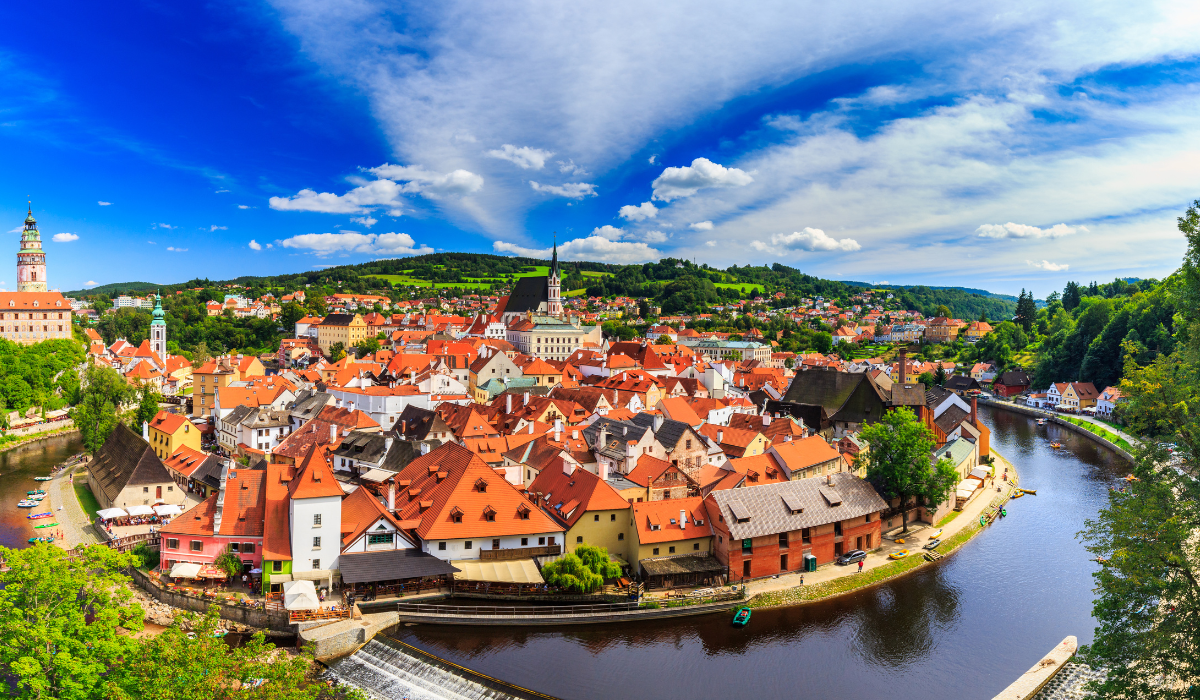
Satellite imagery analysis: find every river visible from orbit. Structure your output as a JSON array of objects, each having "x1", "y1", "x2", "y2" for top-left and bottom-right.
[
  {"x1": 377, "y1": 406, "x2": 1129, "y2": 700},
  {"x1": 0, "y1": 432, "x2": 84, "y2": 550}
]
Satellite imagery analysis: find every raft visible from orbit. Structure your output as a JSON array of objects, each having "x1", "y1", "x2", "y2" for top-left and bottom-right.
[
  {"x1": 1011, "y1": 491, "x2": 1024, "y2": 499},
  {"x1": 28, "y1": 512, "x2": 54, "y2": 519},
  {"x1": 732, "y1": 607, "x2": 751, "y2": 628},
  {"x1": 1019, "y1": 488, "x2": 1037, "y2": 495},
  {"x1": 33, "y1": 476, "x2": 52, "y2": 481}
]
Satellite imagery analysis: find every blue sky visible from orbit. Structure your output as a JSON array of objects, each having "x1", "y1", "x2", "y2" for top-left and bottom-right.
[{"x1": 3, "y1": 1, "x2": 1200, "y2": 297}]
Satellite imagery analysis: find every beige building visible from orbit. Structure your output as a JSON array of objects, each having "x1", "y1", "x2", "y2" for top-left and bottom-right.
[
  {"x1": 316, "y1": 313, "x2": 368, "y2": 357},
  {"x1": 87, "y1": 422, "x2": 187, "y2": 510},
  {"x1": 0, "y1": 292, "x2": 73, "y2": 345},
  {"x1": 146, "y1": 410, "x2": 201, "y2": 461},
  {"x1": 191, "y1": 354, "x2": 265, "y2": 418}
]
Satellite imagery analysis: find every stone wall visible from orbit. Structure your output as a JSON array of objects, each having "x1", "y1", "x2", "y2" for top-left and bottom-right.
[{"x1": 129, "y1": 567, "x2": 291, "y2": 631}]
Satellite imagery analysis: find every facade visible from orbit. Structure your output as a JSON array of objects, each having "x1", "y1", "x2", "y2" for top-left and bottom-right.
[
  {"x1": 16, "y1": 206, "x2": 46, "y2": 293},
  {"x1": 528, "y1": 461, "x2": 633, "y2": 564},
  {"x1": 86, "y1": 422, "x2": 187, "y2": 510},
  {"x1": 147, "y1": 410, "x2": 201, "y2": 461},
  {"x1": 149, "y1": 296, "x2": 167, "y2": 357},
  {"x1": 505, "y1": 314, "x2": 593, "y2": 361},
  {"x1": 316, "y1": 313, "x2": 368, "y2": 357},
  {"x1": 191, "y1": 354, "x2": 266, "y2": 417},
  {"x1": 1096, "y1": 386, "x2": 1122, "y2": 417},
  {"x1": 1059, "y1": 382, "x2": 1099, "y2": 411},
  {"x1": 0, "y1": 292, "x2": 73, "y2": 345},
  {"x1": 706, "y1": 472, "x2": 887, "y2": 580},
  {"x1": 683, "y1": 339, "x2": 772, "y2": 363},
  {"x1": 158, "y1": 467, "x2": 266, "y2": 576}
]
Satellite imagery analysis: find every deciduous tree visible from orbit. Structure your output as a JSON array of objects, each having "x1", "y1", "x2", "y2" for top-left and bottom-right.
[{"x1": 859, "y1": 407, "x2": 959, "y2": 532}]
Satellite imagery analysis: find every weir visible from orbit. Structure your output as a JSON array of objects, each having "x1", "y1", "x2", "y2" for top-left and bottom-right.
[{"x1": 326, "y1": 636, "x2": 557, "y2": 700}]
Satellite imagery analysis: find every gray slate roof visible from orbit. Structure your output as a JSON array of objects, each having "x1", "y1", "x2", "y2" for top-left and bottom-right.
[
  {"x1": 934, "y1": 405, "x2": 971, "y2": 434},
  {"x1": 332, "y1": 430, "x2": 389, "y2": 464},
  {"x1": 709, "y1": 471, "x2": 888, "y2": 540},
  {"x1": 503, "y1": 275, "x2": 548, "y2": 315},
  {"x1": 338, "y1": 548, "x2": 460, "y2": 584},
  {"x1": 88, "y1": 422, "x2": 174, "y2": 504}
]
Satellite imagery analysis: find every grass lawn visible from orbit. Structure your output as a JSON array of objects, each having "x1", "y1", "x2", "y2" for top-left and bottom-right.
[
  {"x1": 714, "y1": 282, "x2": 765, "y2": 294},
  {"x1": 937, "y1": 511, "x2": 961, "y2": 527},
  {"x1": 74, "y1": 479, "x2": 101, "y2": 521},
  {"x1": 362, "y1": 274, "x2": 496, "y2": 290},
  {"x1": 1060, "y1": 416, "x2": 1134, "y2": 452},
  {"x1": 581, "y1": 271, "x2": 613, "y2": 278},
  {"x1": 565, "y1": 288, "x2": 587, "y2": 297}
]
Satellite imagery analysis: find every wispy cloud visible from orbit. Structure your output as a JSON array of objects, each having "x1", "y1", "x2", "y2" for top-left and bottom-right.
[
  {"x1": 97, "y1": 201, "x2": 111, "y2": 206},
  {"x1": 689, "y1": 221, "x2": 713, "y2": 231},
  {"x1": 166, "y1": 246, "x2": 187, "y2": 252},
  {"x1": 752, "y1": 228, "x2": 860, "y2": 253},
  {"x1": 1027, "y1": 259, "x2": 1069, "y2": 271},
  {"x1": 270, "y1": 164, "x2": 484, "y2": 215},
  {"x1": 209, "y1": 225, "x2": 227, "y2": 231},
  {"x1": 487, "y1": 144, "x2": 553, "y2": 170},
  {"x1": 351, "y1": 216, "x2": 378, "y2": 228},
  {"x1": 529, "y1": 181, "x2": 597, "y2": 199},
  {"x1": 153, "y1": 223, "x2": 174, "y2": 230},
  {"x1": 52, "y1": 232, "x2": 79, "y2": 242},
  {"x1": 977, "y1": 223, "x2": 1082, "y2": 239},
  {"x1": 278, "y1": 231, "x2": 433, "y2": 257},
  {"x1": 237, "y1": 204, "x2": 251, "y2": 209},
  {"x1": 494, "y1": 236, "x2": 659, "y2": 264}
]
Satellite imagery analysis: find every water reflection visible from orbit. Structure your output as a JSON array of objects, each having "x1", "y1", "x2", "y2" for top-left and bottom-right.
[
  {"x1": 384, "y1": 407, "x2": 1129, "y2": 700},
  {"x1": 0, "y1": 433, "x2": 84, "y2": 549}
]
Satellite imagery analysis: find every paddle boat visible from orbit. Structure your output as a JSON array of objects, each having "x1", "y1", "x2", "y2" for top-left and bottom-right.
[
  {"x1": 33, "y1": 476, "x2": 52, "y2": 482},
  {"x1": 27, "y1": 489, "x2": 45, "y2": 495},
  {"x1": 731, "y1": 606, "x2": 752, "y2": 628},
  {"x1": 889, "y1": 549, "x2": 911, "y2": 560},
  {"x1": 33, "y1": 522, "x2": 57, "y2": 529},
  {"x1": 17, "y1": 500, "x2": 39, "y2": 508},
  {"x1": 28, "y1": 493, "x2": 46, "y2": 500},
  {"x1": 28, "y1": 511, "x2": 54, "y2": 519}
]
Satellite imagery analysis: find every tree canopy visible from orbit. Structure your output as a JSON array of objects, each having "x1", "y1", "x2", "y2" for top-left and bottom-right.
[
  {"x1": 859, "y1": 407, "x2": 959, "y2": 532},
  {"x1": 541, "y1": 544, "x2": 622, "y2": 593}
]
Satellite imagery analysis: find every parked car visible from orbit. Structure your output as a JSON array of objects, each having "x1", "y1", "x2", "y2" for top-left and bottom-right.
[
  {"x1": 836, "y1": 550, "x2": 867, "y2": 565},
  {"x1": 923, "y1": 538, "x2": 942, "y2": 550}
]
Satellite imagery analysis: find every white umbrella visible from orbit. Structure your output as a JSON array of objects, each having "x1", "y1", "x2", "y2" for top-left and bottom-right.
[
  {"x1": 153, "y1": 504, "x2": 182, "y2": 516},
  {"x1": 169, "y1": 562, "x2": 202, "y2": 579},
  {"x1": 126, "y1": 505, "x2": 155, "y2": 516},
  {"x1": 96, "y1": 508, "x2": 128, "y2": 519},
  {"x1": 282, "y1": 580, "x2": 320, "y2": 611}
]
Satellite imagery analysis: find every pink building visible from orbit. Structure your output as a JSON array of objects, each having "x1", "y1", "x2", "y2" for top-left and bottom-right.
[{"x1": 158, "y1": 467, "x2": 266, "y2": 576}]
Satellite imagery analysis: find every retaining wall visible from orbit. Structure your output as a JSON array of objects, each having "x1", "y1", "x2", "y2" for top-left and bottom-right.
[
  {"x1": 129, "y1": 568, "x2": 291, "y2": 631},
  {"x1": 991, "y1": 636, "x2": 1078, "y2": 700},
  {"x1": 980, "y1": 399, "x2": 1135, "y2": 462},
  {"x1": 391, "y1": 598, "x2": 740, "y2": 626}
]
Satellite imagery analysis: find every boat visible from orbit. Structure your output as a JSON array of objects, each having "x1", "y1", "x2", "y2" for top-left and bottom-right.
[
  {"x1": 33, "y1": 523, "x2": 57, "y2": 529},
  {"x1": 1036, "y1": 418, "x2": 1046, "y2": 425},
  {"x1": 28, "y1": 512, "x2": 54, "y2": 519},
  {"x1": 1019, "y1": 488, "x2": 1037, "y2": 495},
  {"x1": 211, "y1": 630, "x2": 228, "y2": 638},
  {"x1": 928, "y1": 529, "x2": 943, "y2": 540},
  {"x1": 33, "y1": 476, "x2": 52, "y2": 481},
  {"x1": 27, "y1": 489, "x2": 45, "y2": 495},
  {"x1": 17, "y1": 500, "x2": 38, "y2": 508},
  {"x1": 889, "y1": 549, "x2": 910, "y2": 560},
  {"x1": 923, "y1": 539, "x2": 942, "y2": 550},
  {"x1": 1001, "y1": 508, "x2": 1008, "y2": 517},
  {"x1": 731, "y1": 606, "x2": 751, "y2": 627},
  {"x1": 1011, "y1": 491, "x2": 1024, "y2": 499},
  {"x1": 27, "y1": 536, "x2": 54, "y2": 544},
  {"x1": 1050, "y1": 442, "x2": 1062, "y2": 449}
]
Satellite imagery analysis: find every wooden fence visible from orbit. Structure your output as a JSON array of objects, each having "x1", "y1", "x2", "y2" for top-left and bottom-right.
[{"x1": 479, "y1": 544, "x2": 561, "y2": 561}]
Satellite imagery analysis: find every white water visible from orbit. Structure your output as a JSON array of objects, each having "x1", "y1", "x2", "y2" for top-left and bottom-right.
[{"x1": 327, "y1": 638, "x2": 524, "y2": 700}]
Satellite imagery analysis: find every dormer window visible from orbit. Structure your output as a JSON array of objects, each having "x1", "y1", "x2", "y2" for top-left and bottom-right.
[
  {"x1": 474, "y1": 478, "x2": 488, "y2": 493},
  {"x1": 483, "y1": 506, "x2": 496, "y2": 522},
  {"x1": 450, "y1": 506, "x2": 463, "y2": 523}
]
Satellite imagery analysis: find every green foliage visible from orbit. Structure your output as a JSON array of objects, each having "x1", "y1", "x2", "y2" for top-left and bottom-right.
[
  {"x1": 354, "y1": 337, "x2": 381, "y2": 358},
  {"x1": 934, "y1": 304, "x2": 951, "y2": 318},
  {"x1": 858, "y1": 407, "x2": 958, "y2": 531},
  {"x1": 133, "y1": 383, "x2": 161, "y2": 428},
  {"x1": 541, "y1": 544, "x2": 621, "y2": 593},
  {"x1": 0, "y1": 338, "x2": 86, "y2": 414},
  {"x1": 1015, "y1": 289, "x2": 1037, "y2": 332},
  {"x1": 96, "y1": 293, "x2": 281, "y2": 357},
  {"x1": 0, "y1": 544, "x2": 143, "y2": 700},
  {"x1": 71, "y1": 364, "x2": 129, "y2": 454},
  {"x1": 213, "y1": 547, "x2": 244, "y2": 579},
  {"x1": 132, "y1": 542, "x2": 160, "y2": 570},
  {"x1": 328, "y1": 342, "x2": 346, "y2": 362}
]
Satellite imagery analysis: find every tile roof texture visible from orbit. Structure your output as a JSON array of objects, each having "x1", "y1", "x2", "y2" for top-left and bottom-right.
[
  {"x1": 528, "y1": 461, "x2": 630, "y2": 528},
  {"x1": 158, "y1": 468, "x2": 266, "y2": 538},
  {"x1": 768, "y1": 436, "x2": 843, "y2": 476},
  {"x1": 262, "y1": 462, "x2": 296, "y2": 561},
  {"x1": 87, "y1": 422, "x2": 174, "y2": 505},
  {"x1": 706, "y1": 471, "x2": 888, "y2": 540},
  {"x1": 632, "y1": 497, "x2": 712, "y2": 544},
  {"x1": 288, "y1": 445, "x2": 346, "y2": 500},
  {"x1": 149, "y1": 410, "x2": 191, "y2": 435}
]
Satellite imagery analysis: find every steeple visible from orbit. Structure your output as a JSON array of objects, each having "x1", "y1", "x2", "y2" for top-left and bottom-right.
[
  {"x1": 546, "y1": 233, "x2": 562, "y2": 317},
  {"x1": 551, "y1": 234, "x2": 560, "y2": 278},
  {"x1": 149, "y1": 292, "x2": 167, "y2": 358}
]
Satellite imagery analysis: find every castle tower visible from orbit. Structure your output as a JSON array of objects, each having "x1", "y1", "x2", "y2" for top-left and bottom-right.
[
  {"x1": 547, "y1": 235, "x2": 562, "y2": 317},
  {"x1": 17, "y1": 205, "x2": 46, "y2": 292},
  {"x1": 150, "y1": 294, "x2": 167, "y2": 358}
]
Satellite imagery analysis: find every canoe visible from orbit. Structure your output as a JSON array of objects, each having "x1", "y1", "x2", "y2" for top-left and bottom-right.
[
  {"x1": 1019, "y1": 488, "x2": 1037, "y2": 495},
  {"x1": 928, "y1": 529, "x2": 943, "y2": 540},
  {"x1": 33, "y1": 476, "x2": 52, "y2": 481},
  {"x1": 1011, "y1": 491, "x2": 1024, "y2": 499},
  {"x1": 17, "y1": 500, "x2": 38, "y2": 508},
  {"x1": 27, "y1": 490, "x2": 45, "y2": 495},
  {"x1": 33, "y1": 523, "x2": 57, "y2": 529},
  {"x1": 889, "y1": 549, "x2": 910, "y2": 560},
  {"x1": 28, "y1": 512, "x2": 54, "y2": 519},
  {"x1": 731, "y1": 606, "x2": 751, "y2": 627}
]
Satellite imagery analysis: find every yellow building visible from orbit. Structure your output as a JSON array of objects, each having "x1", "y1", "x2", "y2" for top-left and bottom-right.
[
  {"x1": 0, "y1": 292, "x2": 74, "y2": 346},
  {"x1": 147, "y1": 410, "x2": 201, "y2": 461},
  {"x1": 191, "y1": 354, "x2": 266, "y2": 418},
  {"x1": 316, "y1": 313, "x2": 367, "y2": 357},
  {"x1": 527, "y1": 463, "x2": 634, "y2": 565},
  {"x1": 631, "y1": 497, "x2": 713, "y2": 562}
]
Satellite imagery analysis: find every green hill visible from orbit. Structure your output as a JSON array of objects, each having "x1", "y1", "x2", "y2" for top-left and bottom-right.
[{"x1": 65, "y1": 281, "x2": 162, "y2": 297}]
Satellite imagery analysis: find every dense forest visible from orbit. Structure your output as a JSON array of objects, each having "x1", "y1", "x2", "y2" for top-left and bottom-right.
[{"x1": 0, "y1": 339, "x2": 85, "y2": 416}]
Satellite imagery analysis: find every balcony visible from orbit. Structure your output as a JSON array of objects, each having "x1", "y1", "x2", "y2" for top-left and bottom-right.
[{"x1": 479, "y1": 545, "x2": 561, "y2": 561}]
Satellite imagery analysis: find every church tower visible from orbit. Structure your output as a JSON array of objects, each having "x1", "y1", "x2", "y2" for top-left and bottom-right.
[
  {"x1": 547, "y1": 236, "x2": 562, "y2": 317},
  {"x1": 17, "y1": 205, "x2": 47, "y2": 292},
  {"x1": 150, "y1": 294, "x2": 167, "y2": 358}
]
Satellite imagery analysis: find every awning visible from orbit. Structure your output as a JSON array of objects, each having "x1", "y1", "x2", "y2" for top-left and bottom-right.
[
  {"x1": 270, "y1": 574, "x2": 293, "y2": 583},
  {"x1": 97, "y1": 508, "x2": 128, "y2": 519},
  {"x1": 451, "y1": 558, "x2": 544, "y2": 584},
  {"x1": 360, "y1": 468, "x2": 397, "y2": 483},
  {"x1": 282, "y1": 580, "x2": 320, "y2": 610},
  {"x1": 198, "y1": 564, "x2": 229, "y2": 579},
  {"x1": 153, "y1": 504, "x2": 183, "y2": 516},
  {"x1": 640, "y1": 554, "x2": 726, "y2": 577},
  {"x1": 291, "y1": 569, "x2": 336, "y2": 588},
  {"x1": 169, "y1": 562, "x2": 202, "y2": 579},
  {"x1": 340, "y1": 549, "x2": 459, "y2": 584},
  {"x1": 126, "y1": 505, "x2": 155, "y2": 516}
]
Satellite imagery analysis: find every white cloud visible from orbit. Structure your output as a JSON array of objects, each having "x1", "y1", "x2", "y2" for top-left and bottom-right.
[
  {"x1": 97, "y1": 201, "x2": 111, "y2": 206},
  {"x1": 752, "y1": 228, "x2": 861, "y2": 253},
  {"x1": 486, "y1": 144, "x2": 553, "y2": 170},
  {"x1": 166, "y1": 246, "x2": 188, "y2": 252},
  {"x1": 592, "y1": 225, "x2": 625, "y2": 240},
  {"x1": 651, "y1": 157, "x2": 753, "y2": 201},
  {"x1": 366, "y1": 164, "x2": 485, "y2": 198},
  {"x1": 52, "y1": 233, "x2": 79, "y2": 242},
  {"x1": 84, "y1": 280, "x2": 98, "y2": 287},
  {"x1": 237, "y1": 205, "x2": 250, "y2": 209},
  {"x1": 689, "y1": 221, "x2": 714, "y2": 231},
  {"x1": 648, "y1": 155, "x2": 657, "y2": 165},
  {"x1": 153, "y1": 223, "x2": 174, "y2": 229},
  {"x1": 619, "y1": 201, "x2": 657, "y2": 221},
  {"x1": 278, "y1": 231, "x2": 434, "y2": 257},
  {"x1": 558, "y1": 160, "x2": 590, "y2": 177},
  {"x1": 147, "y1": 241, "x2": 156, "y2": 244},
  {"x1": 248, "y1": 240, "x2": 263, "y2": 251},
  {"x1": 271, "y1": 164, "x2": 484, "y2": 215},
  {"x1": 640, "y1": 230, "x2": 669, "y2": 244},
  {"x1": 705, "y1": 240, "x2": 717, "y2": 247},
  {"x1": 529, "y1": 181, "x2": 597, "y2": 199},
  {"x1": 976, "y1": 223, "x2": 1082, "y2": 239},
  {"x1": 351, "y1": 216, "x2": 378, "y2": 228},
  {"x1": 215, "y1": 189, "x2": 231, "y2": 193},
  {"x1": 210, "y1": 225, "x2": 227, "y2": 231},
  {"x1": 494, "y1": 236, "x2": 660, "y2": 264},
  {"x1": 1027, "y1": 259, "x2": 1070, "y2": 271}
]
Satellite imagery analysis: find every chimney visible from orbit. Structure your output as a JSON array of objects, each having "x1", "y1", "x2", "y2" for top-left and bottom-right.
[
  {"x1": 679, "y1": 509, "x2": 687, "y2": 530},
  {"x1": 653, "y1": 413, "x2": 664, "y2": 431},
  {"x1": 826, "y1": 473, "x2": 832, "y2": 485},
  {"x1": 899, "y1": 347, "x2": 908, "y2": 386},
  {"x1": 599, "y1": 458, "x2": 609, "y2": 481},
  {"x1": 388, "y1": 480, "x2": 396, "y2": 511},
  {"x1": 717, "y1": 430, "x2": 724, "y2": 444},
  {"x1": 563, "y1": 459, "x2": 576, "y2": 476},
  {"x1": 763, "y1": 414, "x2": 771, "y2": 426},
  {"x1": 142, "y1": 420, "x2": 149, "y2": 441},
  {"x1": 419, "y1": 442, "x2": 431, "y2": 455},
  {"x1": 506, "y1": 394, "x2": 512, "y2": 414},
  {"x1": 329, "y1": 424, "x2": 337, "y2": 443},
  {"x1": 625, "y1": 440, "x2": 638, "y2": 473},
  {"x1": 529, "y1": 422, "x2": 535, "y2": 434},
  {"x1": 384, "y1": 436, "x2": 393, "y2": 451},
  {"x1": 554, "y1": 419, "x2": 562, "y2": 443},
  {"x1": 600, "y1": 425, "x2": 608, "y2": 446}
]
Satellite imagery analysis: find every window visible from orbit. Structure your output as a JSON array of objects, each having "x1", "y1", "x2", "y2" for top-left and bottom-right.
[
  {"x1": 742, "y1": 538, "x2": 753, "y2": 553},
  {"x1": 802, "y1": 528, "x2": 811, "y2": 544},
  {"x1": 438, "y1": 542, "x2": 447, "y2": 551},
  {"x1": 167, "y1": 538, "x2": 179, "y2": 549},
  {"x1": 610, "y1": 513, "x2": 617, "y2": 521},
  {"x1": 368, "y1": 533, "x2": 393, "y2": 546},
  {"x1": 686, "y1": 439, "x2": 692, "y2": 449},
  {"x1": 576, "y1": 536, "x2": 583, "y2": 543},
  {"x1": 779, "y1": 533, "x2": 789, "y2": 548},
  {"x1": 143, "y1": 487, "x2": 149, "y2": 493},
  {"x1": 312, "y1": 537, "x2": 321, "y2": 549},
  {"x1": 167, "y1": 485, "x2": 173, "y2": 492},
  {"x1": 313, "y1": 513, "x2": 322, "y2": 526},
  {"x1": 312, "y1": 559, "x2": 320, "y2": 569},
  {"x1": 653, "y1": 547, "x2": 660, "y2": 555},
  {"x1": 190, "y1": 540, "x2": 202, "y2": 552},
  {"x1": 694, "y1": 542, "x2": 700, "y2": 550},
  {"x1": 834, "y1": 521, "x2": 843, "y2": 536},
  {"x1": 521, "y1": 538, "x2": 528, "y2": 546},
  {"x1": 271, "y1": 560, "x2": 282, "y2": 572},
  {"x1": 617, "y1": 533, "x2": 624, "y2": 541},
  {"x1": 464, "y1": 541, "x2": 473, "y2": 550},
  {"x1": 669, "y1": 546, "x2": 676, "y2": 554},
  {"x1": 492, "y1": 539, "x2": 500, "y2": 549},
  {"x1": 594, "y1": 514, "x2": 599, "y2": 522},
  {"x1": 230, "y1": 543, "x2": 240, "y2": 553}
]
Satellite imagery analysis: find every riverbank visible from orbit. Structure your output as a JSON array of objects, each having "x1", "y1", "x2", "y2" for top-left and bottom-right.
[
  {"x1": 0, "y1": 426, "x2": 80, "y2": 455},
  {"x1": 745, "y1": 448, "x2": 1020, "y2": 609},
  {"x1": 979, "y1": 398, "x2": 1136, "y2": 462}
]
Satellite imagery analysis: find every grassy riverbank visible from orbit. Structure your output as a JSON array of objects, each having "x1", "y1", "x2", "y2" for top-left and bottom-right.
[
  {"x1": 74, "y1": 479, "x2": 101, "y2": 522},
  {"x1": 1057, "y1": 416, "x2": 1134, "y2": 452}
]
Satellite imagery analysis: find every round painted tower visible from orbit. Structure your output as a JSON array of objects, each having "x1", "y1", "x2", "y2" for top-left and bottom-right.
[{"x1": 17, "y1": 205, "x2": 47, "y2": 292}]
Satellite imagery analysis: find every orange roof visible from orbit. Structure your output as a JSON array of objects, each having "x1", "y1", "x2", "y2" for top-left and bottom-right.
[
  {"x1": 162, "y1": 444, "x2": 212, "y2": 478},
  {"x1": 769, "y1": 436, "x2": 842, "y2": 474},
  {"x1": 262, "y1": 462, "x2": 296, "y2": 561},
  {"x1": 339, "y1": 485, "x2": 404, "y2": 549},
  {"x1": 725, "y1": 453, "x2": 790, "y2": 485},
  {"x1": 528, "y1": 462, "x2": 629, "y2": 528},
  {"x1": 158, "y1": 468, "x2": 266, "y2": 538},
  {"x1": 699, "y1": 423, "x2": 764, "y2": 452},
  {"x1": 521, "y1": 358, "x2": 559, "y2": 375},
  {"x1": 316, "y1": 405, "x2": 381, "y2": 431},
  {"x1": 149, "y1": 410, "x2": 190, "y2": 436},
  {"x1": 625, "y1": 455, "x2": 679, "y2": 488},
  {"x1": 657, "y1": 397, "x2": 703, "y2": 427},
  {"x1": 288, "y1": 445, "x2": 346, "y2": 500},
  {"x1": 632, "y1": 497, "x2": 712, "y2": 544},
  {"x1": 217, "y1": 385, "x2": 286, "y2": 410},
  {"x1": 391, "y1": 442, "x2": 561, "y2": 541}
]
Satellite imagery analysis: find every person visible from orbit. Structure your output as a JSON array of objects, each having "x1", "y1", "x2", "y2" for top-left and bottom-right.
[
  {"x1": 800, "y1": 575, "x2": 804, "y2": 585},
  {"x1": 242, "y1": 574, "x2": 248, "y2": 588},
  {"x1": 858, "y1": 560, "x2": 864, "y2": 572}
]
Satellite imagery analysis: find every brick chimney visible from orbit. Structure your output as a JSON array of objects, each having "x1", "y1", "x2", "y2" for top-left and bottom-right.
[{"x1": 899, "y1": 347, "x2": 908, "y2": 386}]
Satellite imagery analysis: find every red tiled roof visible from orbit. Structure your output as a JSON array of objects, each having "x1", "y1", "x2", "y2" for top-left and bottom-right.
[
  {"x1": 158, "y1": 468, "x2": 266, "y2": 538},
  {"x1": 262, "y1": 462, "x2": 296, "y2": 561},
  {"x1": 632, "y1": 497, "x2": 712, "y2": 544},
  {"x1": 149, "y1": 410, "x2": 190, "y2": 436},
  {"x1": 288, "y1": 445, "x2": 346, "y2": 500},
  {"x1": 528, "y1": 462, "x2": 629, "y2": 528}
]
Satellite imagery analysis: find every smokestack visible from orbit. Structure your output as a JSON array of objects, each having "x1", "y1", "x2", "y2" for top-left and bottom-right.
[
  {"x1": 625, "y1": 440, "x2": 638, "y2": 473},
  {"x1": 598, "y1": 458, "x2": 608, "y2": 481},
  {"x1": 388, "y1": 480, "x2": 396, "y2": 511},
  {"x1": 419, "y1": 442, "x2": 430, "y2": 455},
  {"x1": 600, "y1": 425, "x2": 608, "y2": 446},
  {"x1": 142, "y1": 420, "x2": 149, "y2": 441},
  {"x1": 679, "y1": 509, "x2": 687, "y2": 530},
  {"x1": 653, "y1": 413, "x2": 664, "y2": 431},
  {"x1": 562, "y1": 459, "x2": 575, "y2": 476},
  {"x1": 899, "y1": 347, "x2": 908, "y2": 386}
]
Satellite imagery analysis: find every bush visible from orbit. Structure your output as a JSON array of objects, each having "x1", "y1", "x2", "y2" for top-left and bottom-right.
[
  {"x1": 541, "y1": 544, "x2": 622, "y2": 593},
  {"x1": 132, "y1": 543, "x2": 160, "y2": 570}
]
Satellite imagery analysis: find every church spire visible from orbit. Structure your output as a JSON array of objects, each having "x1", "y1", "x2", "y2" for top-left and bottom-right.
[{"x1": 551, "y1": 233, "x2": 560, "y2": 277}]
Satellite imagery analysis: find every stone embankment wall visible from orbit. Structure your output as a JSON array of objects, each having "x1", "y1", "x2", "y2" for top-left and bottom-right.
[
  {"x1": 129, "y1": 567, "x2": 290, "y2": 631},
  {"x1": 991, "y1": 636, "x2": 1077, "y2": 700},
  {"x1": 979, "y1": 398, "x2": 1135, "y2": 462}
]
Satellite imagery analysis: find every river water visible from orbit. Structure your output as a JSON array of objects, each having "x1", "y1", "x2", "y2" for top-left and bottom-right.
[
  {"x1": 0, "y1": 433, "x2": 84, "y2": 549},
  {"x1": 379, "y1": 406, "x2": 1129, "y2": 700}
]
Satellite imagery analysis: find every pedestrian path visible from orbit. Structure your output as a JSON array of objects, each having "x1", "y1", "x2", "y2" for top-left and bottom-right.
[{"x1": 48, "y1": 466, "x2": 99, "y2": 549}]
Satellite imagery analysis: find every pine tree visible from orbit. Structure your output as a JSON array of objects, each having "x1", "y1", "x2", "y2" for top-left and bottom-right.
[{"x1": 1015, "y1": 290, "x2": 1037, "y2": 333}]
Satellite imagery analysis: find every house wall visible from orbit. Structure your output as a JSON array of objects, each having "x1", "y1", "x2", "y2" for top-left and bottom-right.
[
  {"x1": 566, "y1": 508, "x2": 631, "y2": 564},
  {"x1": 419, "y1": 531, "x2": 565, "y2": 561},
  {"x1": 635, "y1": 535, "x2": 711, "y2": 562},
  {"x1": 261, "y1": 558, "x2": 293, "y2": 593},
  {"x1": 712, "y1": 515, "x2": 882, "y2": 580},
  {"x1": 289, "y1": 494, "x2": 343, "y2": 573},
  {"x1": 341, "y1": 518, "x2": 412, "y2": 554},
  {"x1": 148, "y1": 422, "x2": 201, "y2": 461},
  {"x1": 97, "y1": 478, "x2": 186, "y2": 510},
  {"x1": 159, "y1": 533, "x2": 264, "y2": 572}
]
